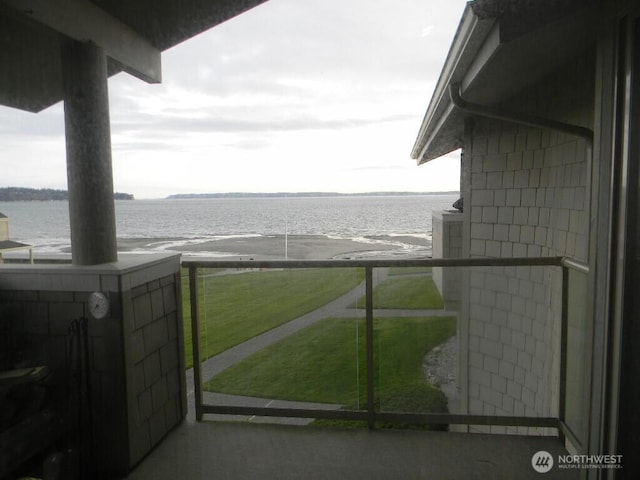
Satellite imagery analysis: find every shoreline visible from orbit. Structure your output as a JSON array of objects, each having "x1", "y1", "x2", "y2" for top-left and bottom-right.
[
  {"x1": 116, "y1": 234, "x2": 432, "y2": 260},
  {"x1": 11, "y1": 234, "x2": 433, "y2": 261}
]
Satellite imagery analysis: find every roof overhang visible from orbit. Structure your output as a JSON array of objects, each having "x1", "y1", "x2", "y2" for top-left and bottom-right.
[
  {"x1": 0, "y1": 240, "x2": 32, "y2": 251},
  {"x1": 0, "y1": 0, "x2": 269, "y2": 112},
  {"x1": 411, "y1": 0, "x2": 600, "y2": 165}
]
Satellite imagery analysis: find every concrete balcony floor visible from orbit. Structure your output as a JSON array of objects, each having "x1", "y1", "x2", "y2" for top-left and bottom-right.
[{"x1": 123, "y1": 417, "x2": 578, "y2": 480}]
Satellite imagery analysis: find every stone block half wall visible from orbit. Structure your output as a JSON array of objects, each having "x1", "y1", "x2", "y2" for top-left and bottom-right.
[{"x1": 0, "y1": 253, "x2": 186, "y2": 475}]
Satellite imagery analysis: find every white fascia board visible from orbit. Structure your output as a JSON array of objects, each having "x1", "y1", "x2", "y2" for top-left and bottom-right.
[
  {"x1": 416, "y1": 102, "x2": 457, "y2": 165},
  {"x1": 411, "y1": 5, "x2": 497, "y2": 164},
  {"x1": 2, "y1": 0, "x2": 161, "y2": 83},
  {"x1": 411, "y1": 5, "x2": 479, "y2": 161},
  {"x1": 460, "y1": 24, "x2": 501, "y2": 93}
]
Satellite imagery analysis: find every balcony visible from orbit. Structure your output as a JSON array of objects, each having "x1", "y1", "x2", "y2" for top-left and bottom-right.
[
  {"x1": 1, "y1": 256, "x2": 584, "y2": 479},
  {"x1": 122, "y1": 256, "x2": 584, "y2": 479}
]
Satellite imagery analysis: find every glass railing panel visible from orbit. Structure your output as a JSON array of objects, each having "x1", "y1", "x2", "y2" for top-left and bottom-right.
[
  {"x1": 564, "y1": 267, "x2": 589, "y2": 443},
  {"x1": 193, "y1": 266, "x2": 366, "y2": 419},
  {"x1": 464, "y1": 264, "x2": 563, "y2": 434},
  {"x1": 374, "y1": 265, "x2": 458, "y2": 428},
  {"x1": 184, "y1": 258, "x2": 571, "y2": 432}
]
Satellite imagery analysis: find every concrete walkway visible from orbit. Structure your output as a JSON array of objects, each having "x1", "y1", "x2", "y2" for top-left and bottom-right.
[{"x1": 185, "y1": 268, "x2": 457, "y2": 421}]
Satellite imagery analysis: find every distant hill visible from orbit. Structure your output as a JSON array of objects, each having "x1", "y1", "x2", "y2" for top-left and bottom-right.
[
  {"x1": 0, "y1": 187, "x2": 134, "y2": 201},
  {"x1": 166, "y1": 191, "x2": 459, "y2": 199}
]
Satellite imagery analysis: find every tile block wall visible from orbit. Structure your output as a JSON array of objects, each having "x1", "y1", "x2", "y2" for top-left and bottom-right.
[
  {"x1": 459, "y1": 51, "x2": 594, "y2": 434},
  {"x1": 0, "y1": 282, "x2": 132, "y2": 468},
  {"x1": 125, "y1": 273, "x2": 186, "y2": 466},
  {"x1": 463, "y1": 118, "x2": 589, "y2": 434},
  {"x1": 432, "y1": 210, "x2": 463, "y2": 310},
  {"x1": 468, "y1": 125, "x2": 589, "y2": 262},
  {"x1": 0, "y1": 254, "x2": 186, "y2": 474}
]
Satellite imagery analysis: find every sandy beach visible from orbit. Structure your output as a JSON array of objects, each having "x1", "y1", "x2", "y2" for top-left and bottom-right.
[{"x1": 116, "y1": 234, "x2": 431, "y2": 260}]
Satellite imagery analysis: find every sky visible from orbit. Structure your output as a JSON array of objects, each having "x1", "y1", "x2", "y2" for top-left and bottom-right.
[{"x1": 0, "y1": 0, "x2": 467, "y2": 199}]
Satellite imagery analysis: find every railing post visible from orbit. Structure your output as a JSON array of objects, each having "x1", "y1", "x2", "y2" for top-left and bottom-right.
[
  {"x1": 189, "y1": 265, "x2": 204, "y2": 421},
  {"x1": 559, "y1": 265, "x2": 569, "y2": 438},
  {"x1": 365, "y1": 266, "x2": 375, "y2": 429}
]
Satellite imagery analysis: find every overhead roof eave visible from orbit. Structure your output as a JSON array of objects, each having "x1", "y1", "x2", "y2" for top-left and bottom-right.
[
  {"x1": 0, "y1": 0, "x2": 269, "y2": 113},
  {"x1": 410, "y1": 4, "x2": 495, "y2": 165},
  {"x1": 411, "y1": 0, "x2": 599, "y2": 166},
  {"x1": 0, "y1": 240, "x2": 32, "y2": 250}
]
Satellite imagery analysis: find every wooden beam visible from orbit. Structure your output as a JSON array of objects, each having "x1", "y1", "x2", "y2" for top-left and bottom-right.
[{"x1": 2, "y1": 0, "x2": 161, "y2": 83}]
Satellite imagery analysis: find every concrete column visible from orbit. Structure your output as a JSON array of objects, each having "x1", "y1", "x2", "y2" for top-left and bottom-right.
[{"x1": 62, "y1": 40, "x2": 117, "y2": 265}]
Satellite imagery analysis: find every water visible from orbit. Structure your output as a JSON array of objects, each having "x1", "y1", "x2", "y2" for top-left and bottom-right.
[{"x1": 0, "y1": 194, "x2": 459, "y2": 258}]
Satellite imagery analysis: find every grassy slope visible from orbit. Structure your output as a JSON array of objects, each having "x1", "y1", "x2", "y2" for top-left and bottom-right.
[
  {"x1": 182, "y1": 267, "x2": 364, "y2": 367},
  {"x1": 352, "y1": 275, "x2": 444, "y2": 310},
  {"x1": 205, "y1": 315, "x2": 456, "y2": 411}
]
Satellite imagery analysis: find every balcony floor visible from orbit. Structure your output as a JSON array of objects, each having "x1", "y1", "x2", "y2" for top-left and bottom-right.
[{"x1": 123, "y1": 417, "x2": 578, "y2": 480}]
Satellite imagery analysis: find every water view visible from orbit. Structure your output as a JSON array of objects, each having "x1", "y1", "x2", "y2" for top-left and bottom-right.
[{"x1": 0, "y1": 193, "x2": 458, "y2": 259}]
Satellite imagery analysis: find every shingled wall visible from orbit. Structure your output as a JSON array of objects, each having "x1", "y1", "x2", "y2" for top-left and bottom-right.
[
  {"x1": 459, "y1": 52, "x2": 593, "y2": 435},
  {"x1": 0, "y1": 254, "x2": 186, "y2": 474}
]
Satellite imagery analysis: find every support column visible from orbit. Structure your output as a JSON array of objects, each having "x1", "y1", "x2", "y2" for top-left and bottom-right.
[{"x1": 62, "y1": 40, "x2": 117, "y2": 265}]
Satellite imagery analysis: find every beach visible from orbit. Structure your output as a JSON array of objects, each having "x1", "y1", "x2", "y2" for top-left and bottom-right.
[
  {"x1": 3, "y1": 194, "x2": 454, "y2": 259},
  {"x1": 116, "y1": 234, "x2": 432, "y2": 260}
]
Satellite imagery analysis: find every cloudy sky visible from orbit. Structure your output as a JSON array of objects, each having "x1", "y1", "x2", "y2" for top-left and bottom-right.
[{"x1": 1, "y1": 0, "x2": 467, "y2": 199}]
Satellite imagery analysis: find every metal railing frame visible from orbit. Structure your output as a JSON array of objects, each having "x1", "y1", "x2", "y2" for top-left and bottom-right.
[{"x1": 184, "y1": 256, "x2": 588, "y2": 434}]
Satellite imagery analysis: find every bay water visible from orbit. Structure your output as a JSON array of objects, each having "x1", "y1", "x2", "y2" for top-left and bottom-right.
[{"x1": 0, "y1": 194, "x2": 459, "y2": 258}]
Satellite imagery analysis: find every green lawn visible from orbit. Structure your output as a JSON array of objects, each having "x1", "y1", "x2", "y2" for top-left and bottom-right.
[
  {"x1": 352, "y1": 275, "x2": 444, "y2": 310},
  {"x1": 388, "y1": 266, "x2": 432, "y2": 276},
  {"x1": 182, "y1": 267, "x2": 364, "y2": 367},
  {"x1": 205, "y1": 315, "x2": 456, "y2": 414}
]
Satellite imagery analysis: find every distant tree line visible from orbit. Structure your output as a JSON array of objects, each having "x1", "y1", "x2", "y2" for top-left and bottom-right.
[
  {"x1": 0, "y1": 187, "x2": 134, "y2": 201},
  {"x1": 167, "y1": 191, "x2": 459, "y2": 199}
]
